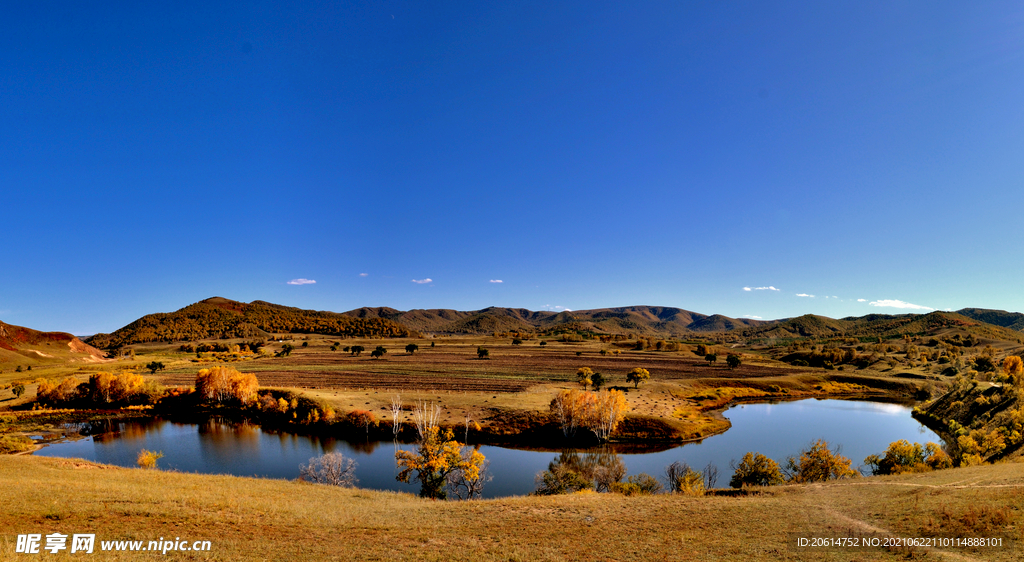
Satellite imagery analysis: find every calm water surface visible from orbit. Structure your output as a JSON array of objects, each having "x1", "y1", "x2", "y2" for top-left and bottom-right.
[{"x1": 36, "y1": 399, "x2": 941, "y2": 497}]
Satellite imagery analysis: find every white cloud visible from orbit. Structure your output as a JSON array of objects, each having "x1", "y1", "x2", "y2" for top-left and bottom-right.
[
  {"x1": 743, "y1": 315, "x2": 763, "y2": 319},
  {"x1": 411, "y1": 278, "x2": 433, "y2": 284},
  {"x1": 744, "y1": 286, "x2": 779, "y2": 291},
  {"x1": 857, "y1": 299, "x2": 866, "y2": 302},
  {"x1": 287, "y1": 278, "x2": 316, "y2": 285},
  {"x1": 359, "y1": 273, "x2": 369, "y2": 277},
  {"x1": 489, "y1": 279, "x2": 503, "y2": 283},
  {"x1": 869, "y1": 299, "x2": 933, "y2": 311},
  {"x1": 795, "y1": 293, "x2": 814, "y2": 298},
  {"x1": 743, "y1": 287, "x2": 752, "y2": 291},
  {"x1": 542, "y1": 305, "x2": 572, "y2": 312}
]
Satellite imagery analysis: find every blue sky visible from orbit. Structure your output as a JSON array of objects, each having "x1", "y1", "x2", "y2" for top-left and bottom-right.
[{"x1": 3, "y1": 1, "x2": 1024, "y2": 335}]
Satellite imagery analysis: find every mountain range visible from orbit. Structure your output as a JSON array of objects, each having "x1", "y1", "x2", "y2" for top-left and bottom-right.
[{"x1": 57, "y1": 297, "x2": 1024, "y2": 349}]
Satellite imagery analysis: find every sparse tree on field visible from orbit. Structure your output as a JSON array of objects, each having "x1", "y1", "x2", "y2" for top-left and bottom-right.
[
  {"x1": 576, "y1": 367, "x2": 594, "y2": 389},
  {"x1": 726, "y1": 354, "x2": 741, "y2": 369},
  {"x1": 591, "y1": 372, "x2": 605, "y2": 391},
  {"x1": 512, "y1": 338, "x2": 522, "y2": 346},
  {"x1": 300, "y1": 452, "x2": 358, "y2": 487},
  {"x1": 705, "y1": 353, "x2": 718, "y2": 366},
  {"x1": 12, "y1": 383, "x2": 26, "y2": 399},
  {"x1": 477, "y1": 347, "x2": 489, "y2": 359},
  {"x1": 626, "y1": 367, "x2": 650, "y2": 389},
  {"x1": 370, "y1": 348, "x2": 385, "y2": 359},
  {"x1": 146, "y1": 361, "x2": 165, "y2": 374},
  {"x1": 406, "y1": 343, "x2": 419, "y2": 354},
  {"x1": 350, "y1": 345, "x2": 364, "y2": 356},
  {"x1": 390, "y1": 395, "x2": 403, "y2": 439},
  {"x1": 277, "y1": 343, "x2": 294, "y2": 357}
]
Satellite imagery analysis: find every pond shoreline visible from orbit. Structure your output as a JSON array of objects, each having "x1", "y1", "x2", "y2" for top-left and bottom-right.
[{"x1": 19, "y1": 389, "x2": 919, "y2": 455}]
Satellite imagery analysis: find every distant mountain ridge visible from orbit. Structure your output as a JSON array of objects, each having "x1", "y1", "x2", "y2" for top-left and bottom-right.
[
  {"x1": 81, "y1": 298, "x2": 1024, "y2": 348},
  {"x1": 341, "y1": 305, "x2": 769, "y2": 336}
]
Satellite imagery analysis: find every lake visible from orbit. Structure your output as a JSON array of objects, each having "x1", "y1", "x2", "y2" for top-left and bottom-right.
[{"x1": 35, "y1": 398, "x2": 942, "y2": 497}]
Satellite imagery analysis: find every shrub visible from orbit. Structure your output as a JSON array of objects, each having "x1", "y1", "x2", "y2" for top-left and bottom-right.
[
  {"x1": 864, "y1": 440, "x2": 951, "y2": 475},
  {"x1": 300, "y1": 452, "x2": 358, "y2": 487},
  {"x1": 534, "y1": 463, "x2": 594, "y2": 495},
  {"x1": 0, "y1": 435, "x2": 34, "y2": 454},
  {"x1": 610, "y1": 473, "x2": 663, "y2": 496},
  {"x1": 730, "y1": 452, "x2": 785, "y2": 488},
  {"x1": 784, "y1": 440, "x2": 858, "y2": 483},
  {"x1": 665, "y1": 462, "x2": 705, "y2": 496},
  {"x1": 136, "y1": 449, "x2": 164, "y2": 469}
]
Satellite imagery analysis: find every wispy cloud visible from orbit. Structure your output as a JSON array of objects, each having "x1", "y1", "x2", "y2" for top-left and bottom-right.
[
  {"x1": 857, "y1": 299, "x2": 866, "y2": 302},
  {"x1": 795, "y1": 293, "x2": 814, "y2": 298},
  {"x1": 869, "y1": 299, "x2": 933, "y2": 311},
  {"x1": 411, "y1": 278, "x2": 433, "y2": 284},
  {"x1": 542, "y1": 304, "x2": 572, "y2": 312},
  {"x1": 743, "y1": 286, "x2": 779, "y2": 292},
  {"x1": 489, "y1": 279, "x2": 503, "y2": 283},
  {"x1": 359, "y1": 273, "x2": 369, "y2": 277},
  {"x1": 287, "y1": 278, "x2": 316, "y2": 285},
  {"x1": 743, "y1": 315, "x2": 763, "y2": 319}
]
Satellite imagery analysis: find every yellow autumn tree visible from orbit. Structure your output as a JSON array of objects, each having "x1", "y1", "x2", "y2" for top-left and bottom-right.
[
  {"x1": 1003, "y1": 356, "x2": 1023, "y2": 384},
  {"x1": 576, "y1": 367, "x2": 594, "y2": 389},
  {"x1": 88, "y1": 372, "x2": 117, "y2": 403},
  {"x1": 784, "y1": 440, "x2": 858, "y2": 482},
  {"x1": 626, "y1": 367, "x2": 650, "y2": 388},
  {"x1": 591, "y1": 390, "x2": 627, "y2": 441},
  {"x1": 111, "y1": 372, "x2": 144, "y2": 402},
  {"x1": 195, "y1": 367, "x2": 259, "y2": 405},
  {"x1": 550, "y1": 389, "x2": 597, "y2": 438},
  {"x1": 395, "y1": 426, "x2": 485, "y2": 499}
]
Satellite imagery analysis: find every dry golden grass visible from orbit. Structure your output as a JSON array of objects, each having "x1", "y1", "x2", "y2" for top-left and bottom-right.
[{"x1": 1, "y1": 455, "x2": 1021, "y2": 561}]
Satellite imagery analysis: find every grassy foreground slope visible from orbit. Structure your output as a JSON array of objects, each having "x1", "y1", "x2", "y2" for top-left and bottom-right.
[{"x1": 1, "y1": 455, "x2": 1020, "y2": 561}]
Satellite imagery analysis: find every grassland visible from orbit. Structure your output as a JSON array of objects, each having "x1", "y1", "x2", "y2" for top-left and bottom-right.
[{"x1": 1, "y1": 453, "x2": 1021, "y2": 561}]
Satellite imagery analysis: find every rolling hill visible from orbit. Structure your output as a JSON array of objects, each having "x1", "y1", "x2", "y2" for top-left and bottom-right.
[
  {"x1": 956, "y1": 307, "x2": 1024, "y2": 332},
  {"x1": 0, "y1": 320, "x2": 106, "y2": 368},
  {"x1": 734, "y1": 310, "x2": 1024, "y2": 343},
  {"x1": 84, "y1": 297, "x2": 415, "y2": 349}
]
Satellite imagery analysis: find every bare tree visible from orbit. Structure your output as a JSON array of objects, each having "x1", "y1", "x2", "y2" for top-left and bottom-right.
[
  {"x1": 390, "y1": 395, "x2": 403, "y2": 439},
  {"x1": 464, "y1": 412, "x2": 473, "y2": 443},
  {"x1": 703, "y1": 462, "x2": 720, "y2": 490},
  {"x1": 413, "y1": 401, "x2": 442, "y2": 441},
  {"x1": 299, "y1": 452, "x2": 358, "y2": 487}
]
